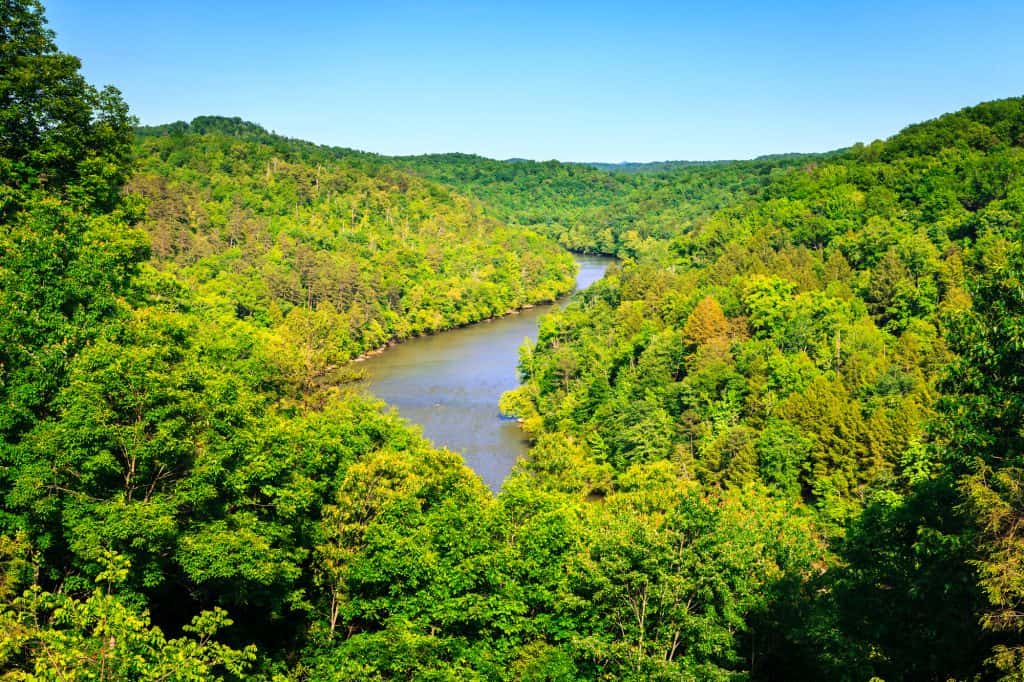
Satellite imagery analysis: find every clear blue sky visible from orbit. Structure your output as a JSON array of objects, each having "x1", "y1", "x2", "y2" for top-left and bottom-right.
[{"x1": 46, "y1": 0, "x2": 1024, "y2": 162}]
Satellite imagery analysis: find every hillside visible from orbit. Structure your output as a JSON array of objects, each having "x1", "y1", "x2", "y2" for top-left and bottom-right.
[
  {"x1": 586, "y1": 152, "x2": 833, "y2": 175},
  {"x1": 5, "y1": 1, "x2": 1024, "y2": 677},
  {"x1": 500, "y1": 95, "x2": 1024, "y2": 678},
  {"x1": 130, "y1": 119, "x2": 576, "y2": 390},
  {"x1": 389, "y1": 150, "x2": 819, "y2": 255}
]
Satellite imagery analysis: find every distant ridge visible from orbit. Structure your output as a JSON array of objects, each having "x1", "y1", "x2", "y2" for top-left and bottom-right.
[
  {"x1": 137, "y1": 117, "x2": 850, "y2": 170},
  {"x1": 585, "y1": 150, "x2": 846, "y2": 174}
]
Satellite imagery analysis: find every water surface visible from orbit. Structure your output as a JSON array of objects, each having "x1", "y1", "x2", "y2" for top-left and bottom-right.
[{"x1": 361, "y1": 255, "x2": 613, "y2": 491}]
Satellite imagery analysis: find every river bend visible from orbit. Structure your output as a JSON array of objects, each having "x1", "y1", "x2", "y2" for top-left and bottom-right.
[{"x1": 360, "y1": 255, "x2": 613, "y2": 491}]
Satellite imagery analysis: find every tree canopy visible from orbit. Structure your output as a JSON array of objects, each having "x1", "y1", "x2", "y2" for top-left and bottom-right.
[{"x1": 5, "y1": 1, "x2": 1024, "y2": 678}]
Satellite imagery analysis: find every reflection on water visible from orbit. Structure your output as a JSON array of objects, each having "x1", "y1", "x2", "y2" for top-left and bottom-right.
[{"x1": 360, "y1": 254, "x2": 613, "y2": 492}]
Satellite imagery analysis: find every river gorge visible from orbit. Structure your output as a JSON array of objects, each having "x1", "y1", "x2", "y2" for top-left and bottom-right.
[{"x1": 360, "y1": 254, "x2": 614, "y2": 491}]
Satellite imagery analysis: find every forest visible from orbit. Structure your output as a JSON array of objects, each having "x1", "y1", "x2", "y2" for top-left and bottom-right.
[{"x1": 3, "y1": 0, "x2": 1024, "y2": 679}]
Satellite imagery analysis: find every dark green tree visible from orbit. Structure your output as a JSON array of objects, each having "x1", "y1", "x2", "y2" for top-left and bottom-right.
[
  {"x1": 941, "y1": 228, "x2": 1024, "y2": 676},
  {"x1": 0, "y1": 0, "x2": 146, "y2": 458},
  {"x1": 0, "y1": 0, "x2": 134, "y2": 216}
]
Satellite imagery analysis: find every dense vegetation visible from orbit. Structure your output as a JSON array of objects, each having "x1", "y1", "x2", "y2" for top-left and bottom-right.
[
  {"x1": 128, "y1": 118, "x2": 575, "y2": 392},
  {"x1": 501, "y1": 96, "x2": 1024, "y2": 678},
  {"x1": 586, "y1": 154, "x2": 833, "y2": 176},
  {"x1": 390, "y1": 151, "x2": 828, "y2": 257},
  {"x1": 4, "y1": 1, "x2": 1024, "y2": 678}
]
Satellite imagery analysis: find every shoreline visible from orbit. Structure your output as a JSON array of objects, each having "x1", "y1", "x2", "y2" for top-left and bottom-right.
[
  {"x1": 349, "y1": 253, "x2": 617, "y2": 366},
  {"x1": 350, "y1": 287, "x2": 573, "y2": 363}
]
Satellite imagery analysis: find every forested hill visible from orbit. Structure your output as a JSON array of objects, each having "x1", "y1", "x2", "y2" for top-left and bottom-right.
[
  {"x1": 587, "y1": 159, "x2": 733, "y2": 173},
  {"x1": 389, "y1": 150, "x2": 825, "y2": 255},
  {"x1": 500, "y1": 95, "x2": 1024, "y2": 678},
  {"x1": 6, "y1": 1, "x2": 1024, "y2": 677},
  {"x1": 136, "y1": 118, "x2": 824, "y2": 258},
  {"x1": 136, "y1": 115, "x2": 382, "y2": 167},
  {"x1": 585, "y1": 152, "x2": 836, "y2": 175},
  {"x1": 129, "y1": 118, "x2": 576, "y2": 389}
]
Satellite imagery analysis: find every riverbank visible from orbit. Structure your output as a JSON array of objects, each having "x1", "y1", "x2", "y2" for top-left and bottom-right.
[
  {"x1": 349, "y1": 295, "x2": 570, "y2": 363},
  {"x1": 356, "y1": 254, "x2": 614, "y2": 492}
]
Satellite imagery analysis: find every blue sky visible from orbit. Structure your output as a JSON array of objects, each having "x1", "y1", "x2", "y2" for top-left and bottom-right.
[{"x1": 47, "y1": 1, "x2": 1024, "y2": 161}]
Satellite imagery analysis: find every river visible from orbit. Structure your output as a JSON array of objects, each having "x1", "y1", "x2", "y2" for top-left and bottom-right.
[{"x1": 360, "y1": 254, "x2": 614, "y2": 492}]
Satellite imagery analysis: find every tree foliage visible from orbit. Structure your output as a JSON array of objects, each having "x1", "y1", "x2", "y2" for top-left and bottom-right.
[{"x1": 5, "y1": 3, "x2": 1024, "y2": 677}]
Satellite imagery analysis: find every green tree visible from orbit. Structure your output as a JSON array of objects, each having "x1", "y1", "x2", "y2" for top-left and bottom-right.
[
  {"x1": 0, "y1": 0, "x2": 134, "y2": 216},
  {"x1": 941, "y1": 229, "x2": 1024, "y2": 676},
  {"x1": 0, "y1": 0, "x2": 144, "y2": 446},
  {"x1": 0, "y1": 547, "x2": 255, "y2": 681},
  {"x1": 566, "y1": 464, "x2": 817, "y2": 679}
]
